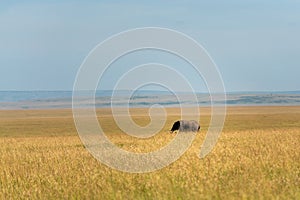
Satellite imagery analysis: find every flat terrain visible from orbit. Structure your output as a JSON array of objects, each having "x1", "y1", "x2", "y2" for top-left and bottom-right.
[{"x1": 0, "y1": 106, "x2": 300, "y2": 199}]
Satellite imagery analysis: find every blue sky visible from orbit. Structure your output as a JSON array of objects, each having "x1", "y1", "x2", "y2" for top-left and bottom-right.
[{"x1": 0, "y1": 0, "x2": 299, "y2": 92}]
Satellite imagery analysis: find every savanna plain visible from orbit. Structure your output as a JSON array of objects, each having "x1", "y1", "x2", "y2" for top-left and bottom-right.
[{"x1": 0, "y1": 106, "x2": 300, "y2": 199}]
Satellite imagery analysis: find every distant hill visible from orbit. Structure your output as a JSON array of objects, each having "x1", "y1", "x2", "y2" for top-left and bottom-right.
[{"x1": 0, "y1": 90, "x2": 300, "y2": 109}]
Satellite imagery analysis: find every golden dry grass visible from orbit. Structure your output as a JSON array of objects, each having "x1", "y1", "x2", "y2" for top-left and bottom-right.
[{"x1": 0, "y1": 106, "x2": 300, "y2": 199}]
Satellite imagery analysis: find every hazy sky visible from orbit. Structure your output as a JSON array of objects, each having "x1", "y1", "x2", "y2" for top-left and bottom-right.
[{"x1": 0, "y1": 1, "x2": 299, "y2": 92}]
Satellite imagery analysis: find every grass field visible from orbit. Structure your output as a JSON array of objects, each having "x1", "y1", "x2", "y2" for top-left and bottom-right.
[{"x1": 0, "y1": 106, "x2": 300, "y2": 199}]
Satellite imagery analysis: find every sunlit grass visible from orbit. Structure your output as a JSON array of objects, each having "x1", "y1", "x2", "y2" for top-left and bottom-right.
[{"x1": 0, "y1": 106, "x2": 300, "y2": 199}]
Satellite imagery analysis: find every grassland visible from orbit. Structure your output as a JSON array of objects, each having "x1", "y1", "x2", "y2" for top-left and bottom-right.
[{"x1": 0, "y1": 106, "x2": 300, "y2": 199}]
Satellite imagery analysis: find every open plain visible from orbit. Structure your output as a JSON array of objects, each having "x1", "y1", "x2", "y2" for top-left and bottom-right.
[{"x1": 0, "y1": 106, "x2": 300, "y2": 199}]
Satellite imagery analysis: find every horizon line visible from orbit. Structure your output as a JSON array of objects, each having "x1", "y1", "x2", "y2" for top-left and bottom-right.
[{"x1": 0, "y1": 89, "x2": 300, "y2": 94}]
